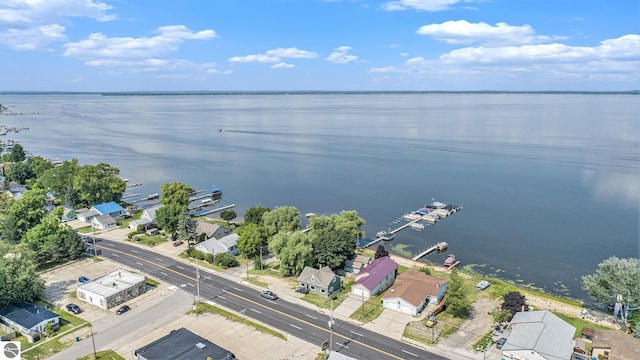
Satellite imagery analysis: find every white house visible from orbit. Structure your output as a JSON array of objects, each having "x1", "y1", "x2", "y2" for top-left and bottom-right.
[
  {"x1": 92, "y1": 201, "x2": 125, "y2": 219},
  {"x1": 128, "y1": 205, "x2": 162, "y2": 230},
  {"x1": 92, "y1": 214, "x2": 117, "y2": 230},
  {"x1": 77, "y1": 269, "x2": 146, "y2": 310},
  {"x1": 382, "y1": 271, "x2": 447, "y2": 315},
  {"x1": 194, "y1": 233, "x2": 239, "y2": 257},
  {"x1": 351, "y1": 256, "x2": 398, "y2": 299},
  {"x1": 501, "y1": 310, "x2": 576, "y2": 360}
]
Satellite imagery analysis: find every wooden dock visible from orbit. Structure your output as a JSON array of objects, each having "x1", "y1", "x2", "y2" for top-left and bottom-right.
[
  {"x1": 198, "y1": 204, "x2": 236, "y2": 216},
  {"x1": 362, "y1": 218, "x2": 422, "y2": 248},
  {"x1": 412, "y1": 244, "x2": 438, "y2": 261},
  {"x1": 121, "y1": 193, "x2": 141, "y2": 200}
]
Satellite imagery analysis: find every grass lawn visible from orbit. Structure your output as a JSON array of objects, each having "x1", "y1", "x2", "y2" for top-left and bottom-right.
[
  {"x1": 350, "y1": 294, "x2": 384, "y2": 323},
  {"x1": 130, "y1": 234, "x2": 167, "y2": 247},
  {"x1": 77, "y1": 350, "x2": 126, "y2": 360},
  {"x1": 302, "y1": 292, "x2": 348, "y2": 309},
  {"x1": 553, "y1": 312, "x2": 613, "y2": 338},
  {"x1": 189, "y1": 302, "x2": 286, "y2": 340}
]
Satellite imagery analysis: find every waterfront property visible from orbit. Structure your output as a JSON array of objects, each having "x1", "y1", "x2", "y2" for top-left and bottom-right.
[
  {"x1": 500, "y1": 310, "x2": 575, "y2": 360},
  {"x1": 135, "y1": 327, "x2": 235, "y2": 360},
  {"x1": 194, "y1": 233, "x2": 239, "y2": 257},
  {"x1": 0, "y1": 303, "x2": 59, "y2": 341},
  {"x1": 339, "y1": 254, "x2": 372, "y2": 276},
  {"x1": 76, "y1": 269, "x2": 146, "y2": 310},
  {"x1": 297, "y1": 266, "x2": 341, "y2": 298},
  {"x1": 92, "y1": 214, "x2": 117, "y2": 230},
  {"x1": 128, "y1": 204, "x2": 162, "y2": 230},
  {"x1": 77, "y1": 201, "x2": 125, "y2": 224},
  {"x1": 351, "y1": 256, "x2": 398, "y2": 299},
  {"x1": 591, "y1": 329, "x2": 640, "y2": 360},
  {"x1": 382, "y1": 271, "x2": 447, "y2": 315}
]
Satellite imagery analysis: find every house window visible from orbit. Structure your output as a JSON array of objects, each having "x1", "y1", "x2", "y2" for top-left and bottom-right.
[
  {"x1": 100, "y1": 299, "x2": 104, "y2": 306},
  {"x1": 311, "y1": 286, "x2": 315, "y2": 290},
  {"x1": 321, "y1": 289, "x2": 325, "y2": 293}
]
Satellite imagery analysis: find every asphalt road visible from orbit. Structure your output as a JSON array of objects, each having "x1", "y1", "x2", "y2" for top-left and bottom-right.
[{"x1": 97, "y1": 238, "x2": 448, "y2": 360}]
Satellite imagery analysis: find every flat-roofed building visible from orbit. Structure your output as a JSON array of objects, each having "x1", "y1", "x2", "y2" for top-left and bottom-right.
[{"x1": 77, "y1": 269, "x2": 146, "y2": 310}]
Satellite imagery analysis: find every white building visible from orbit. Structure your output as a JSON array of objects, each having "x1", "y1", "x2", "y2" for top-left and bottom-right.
[{"x1": 77, "y1": 269, "x2": 146, "y2": 310}]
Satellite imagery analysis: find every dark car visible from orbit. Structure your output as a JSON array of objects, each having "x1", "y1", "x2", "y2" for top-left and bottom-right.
[
  {"x1": 116, "y1": 305, "x2": 131, "y2": 315},
  {"x1": 78, "y1": 276, "x2": 90, "y2": 283},
  {"x1": 172, "y1": 240, "x2": 184, "y2": 247},
  {"x1": 260, "y1": 290, "x2": 278, "y2": 300},
  {"x1": 496, "y1": 337, "x2": 507, "y2": 349},
  {"x1": 66, "y1": 303, "x2": 82, "y2": 314}
]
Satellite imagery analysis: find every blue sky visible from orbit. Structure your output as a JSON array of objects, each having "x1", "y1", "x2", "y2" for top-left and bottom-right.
[{"x1": 1, "y1": 0, "x2": 638, "y2": 91}]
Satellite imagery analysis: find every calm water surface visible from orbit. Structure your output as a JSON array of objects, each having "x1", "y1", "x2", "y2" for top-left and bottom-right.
[{"x1": 2, "y1": 93, "x2": 638, "y2": 300}]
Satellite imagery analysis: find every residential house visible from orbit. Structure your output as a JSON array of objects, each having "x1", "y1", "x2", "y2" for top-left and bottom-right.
[
  {"x1": 211, "y1": 226, "x2": 234, "y2": 240},
  {"x1": 135, "y1": 327, "x2": 235, "y2": 360},
  {"x1": 501, "y1": 310, "x2": 576, "y2": 360},
  {"x1": 92, "y1": 201, "x2": 125, "y2": 219},
  {"x1": 60, "y1": 205, "x2": 76, "y2": 222},
  {"x1": 382, "y1": 271, "x2": 447, "y2": 315},
  {"x1": 351, "y1": 256, "x2": 398, "y2": 299},
  {"x1": 7, "y1": 183, "x2": 26, "y2": 199},
  {"x1": 298, "y1": 266, "x2": 341, "y2": 298},
  {"x1": 0, "y1": 303, "x2": 59, "y2": 339},
  {"x1": 92, "y1": 214, "x2": 117, "y2": 230},
  {"x1": 77, "y1": 269, "x2": 146, "y2": 310},
  {"x1": 128, "y1": 204, "x2": 162, "y2": 230},
  {"x1": 194, "y1": 233, "x2": 239, "y2": 257},
  {"x1": 195, "y1": 220, "x2": 219, "y2": 240},
  {"x1": 591, "y1": 329, "x2": 640, "y2": 360},
  {"x1": 77, "y1": 209, "x2": 100, "y2": 223},
  {"x1": 340, "y1": 254, "x2": 372, "y2": 276}
]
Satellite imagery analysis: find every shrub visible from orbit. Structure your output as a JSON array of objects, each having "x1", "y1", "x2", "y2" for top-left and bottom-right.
[
  {"x1": 204, "y1": 253, "x2": 214, "y2": 264},
  {"x1": 418, "y1": 267, "x2": 431, "y2": 275},
  {"x1": 215, "y1": 253, "x2": 239, "y2": 268}
]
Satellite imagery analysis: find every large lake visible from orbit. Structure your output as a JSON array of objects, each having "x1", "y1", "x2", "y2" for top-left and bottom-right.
[{"x1": 2, "y1": 93, "x2": 638, "y2": 300}]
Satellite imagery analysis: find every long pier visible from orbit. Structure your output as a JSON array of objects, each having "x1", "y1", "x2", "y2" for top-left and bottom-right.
[
  {"x1": 412, "y1": 244, "x2": 438, "y2": 261},
  {"x1": 362, "y1": 218, "x2": 422, "y2": 248},
  {"x1": 199, "y1": 204, "x2": 236, "y2": 216}
]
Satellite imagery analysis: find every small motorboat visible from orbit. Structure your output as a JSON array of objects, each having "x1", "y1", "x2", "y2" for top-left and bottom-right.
[
  {"x1": 436, "y1": 242, "x2": 448, "y2": 251},
  {"x1": 444, "y1": 254, "x2": 456, "y2": 267}
]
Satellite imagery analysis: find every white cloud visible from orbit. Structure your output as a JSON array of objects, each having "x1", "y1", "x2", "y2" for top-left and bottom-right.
[
  {"x1": 326, "y1": 46, "x2": 358, "y2": 63},
  {"x1": 229, "y1": 54, "x2": 280, "y2": 63},
  {"x1": 271, "y1": 62, "x2": 295, "y2": 69},
  {"x1": 368, "y1": 66, "x2": 404, "y2": 73},
  {"x1": 382, "y1": 0, "x2": 466, "y2": 12},
  {"x1": 392, "y1": 34, "x2": 640, "y2": 85},
  {"x1": 417, "y1": 20, "x2": 565, "y2": 46},
  {"x1": 266, "y1": 47, "x2": 318, "y2": 58},
  {"x1": 0, "y1": 0, "x2": 116, "y2": 50},
  {"x1": 63, "y1": 25, "x2": 215, "y2": 59}
]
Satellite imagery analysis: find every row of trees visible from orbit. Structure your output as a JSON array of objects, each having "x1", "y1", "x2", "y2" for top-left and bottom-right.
[{"x1": 233, "y1": 205, "x2": 365, "y2": 277}]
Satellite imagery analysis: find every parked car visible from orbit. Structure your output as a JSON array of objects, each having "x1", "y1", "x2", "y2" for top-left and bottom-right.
[
  {"x1": 116, "y1": 305, "x2": 131, "y2": 315},
  {"x1": 425, "y1": 314, "x2": 437, "y2": 328},
  {"x1": 66, "y1": 303, "x2": 82, "y2": 314},
  {"x1": 295, "y1": 286, "x2": 309, "y2": 294},
  {"x1": 496, "y1": 337, "x2": 507, "y2": 349},
  {"x1": 172, "y1": 240, "x2": 184, "y2": 247},
  {"x1": 78, "y1": 276, "x2": 90, "y2": 283},
  {"x1": 260, "y1": 290, "x2": 278, "y2": 300}
]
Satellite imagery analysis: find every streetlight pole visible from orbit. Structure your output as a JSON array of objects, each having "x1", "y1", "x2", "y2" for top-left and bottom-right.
[
  {"x1": 195, "y1": 258, "x2": 200, "y2": 303},
  {"x1": 91, "y1": 221, "x2": 97, "y2": 257},
  {"x1": 90, "y1": 326, "x2": 97, "y2": 360},
  {"x1": 328, "y1": 299, "x2": 335, "y2": 353}
]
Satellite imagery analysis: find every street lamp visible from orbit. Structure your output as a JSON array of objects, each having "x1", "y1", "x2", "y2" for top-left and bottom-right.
[{"x1": 328, "y1": 299, "x2": 335, "y2": 353}]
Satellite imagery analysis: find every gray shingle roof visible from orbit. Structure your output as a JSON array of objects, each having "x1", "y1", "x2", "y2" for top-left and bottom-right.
[
  {"x1": 0, "y1": 303, "x2": 58, "y2": 330},
  {"x1": 298, "y1": 266, "x2": 338, "y2": 288},
  {"x1": 135, "y1": 327, "x2": 234, "y2": 360},
  {"x1": 503, "y1": 310, "x2": 576, "y2": 360}
]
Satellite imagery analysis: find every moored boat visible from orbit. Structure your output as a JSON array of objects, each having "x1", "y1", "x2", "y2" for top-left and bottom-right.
[
  {"x1": 436, "y1": 242, "x2": 448, "y2": 251},
  {"x1": 409, "y1": 222, "x2": 425, "y2": 230},
  {"x1": 444, "y1": 254, "x2": 456, "y2": 267}
]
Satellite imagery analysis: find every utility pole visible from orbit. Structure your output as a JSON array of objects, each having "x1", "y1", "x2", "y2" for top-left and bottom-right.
[
  {"x1": 362, "y1": 293, "x2": 365, "y2": 320},
  {"x1": 328, "y1": 299, "x2": 335, "y2": 353},
  {"x1": 91, "y1": 222, "x2": 97, "y2": 257},
  {"x1": 260, "y1": 246, "x2": 263, "y2": 270},
  {"x1": 195, "y1": 258, "x2": 200, "y2": 303},
  {"x1": 90, "y1": 327, "x2": 97, "y2": 360}
]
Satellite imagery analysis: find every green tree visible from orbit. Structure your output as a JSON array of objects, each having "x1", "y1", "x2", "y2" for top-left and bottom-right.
[
  {"x1": 220, "y1": 209, "x2": 237, "y2": 225},
  {"x1": 447, "y1": 269, "x2": 471, "y2": 318},
  {"x1": 5, "y1": 161, "x2": 34, "y2": 185},
  {"x1": 0, "y1": 189, "x2": 46, "y2": 244},
  {"x1": 262, "y1": 206, "x2": 301, "y2": 236},
  {"x1": 244, "y1": 206, "x2": 271, "y2": 225},
  {"x1": 28, "y1": 156, "x2": 54, "y2": 178},
  {"x1": 633, "y1": 320, "x2": 640, "y2": 338},
  {"x1": 311, "y1": 228, "x2": 355, "y2": 270},
  {"x1": 160, "y1": 182, "x2": 194, "y2": 207},
  {"x1": 22, "y1": 209, "x2": 83, "y2": 265},
  {"x1": 215, "y1": 253, "x2": 239, "y2": 268},
  {"x1": 73, "y1": 163, "x2": 126, "y2": 205},
  {"x1": 270, "y1": 231, "x2": 313, "y2": 276},
  {"x1": 375, "y1": 245, "x2": 389, "y2": 259},
  {"x1": 64, "y1": 181, "x2": 80, "y2": 208},
  {"x1": 8, "y1": 143, "x2": 26, "y2": 163},
  {"x1": 176, "y1": 210, "x2": 197, "y2": 246},
  {"x1": 0, "y1": 243, "x2": 45, "y2": 309},
  {"x1": 34, "y1": 159, "x2": 79, "y2": 198},
  {"x1": 237, "y1": 223, "x2": 267, "y2": 258},
  {"x1": 154, "y1": 203, "x2": 183, "y2": 235},
  {"x1": 583, "y1": 256, "x2": 640, "y2": 325}
]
